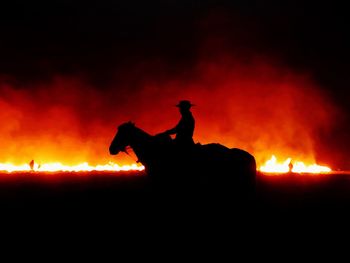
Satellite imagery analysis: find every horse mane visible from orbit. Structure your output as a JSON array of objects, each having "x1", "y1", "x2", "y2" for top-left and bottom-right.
[{"x1": 118, "y1": 122, "x2": 152, "y2": 139}]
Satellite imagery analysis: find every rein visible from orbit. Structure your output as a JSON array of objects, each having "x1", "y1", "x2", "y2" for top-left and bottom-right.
[{"x1": 122, "y1": 146, "x2": 140, "y2": 163}]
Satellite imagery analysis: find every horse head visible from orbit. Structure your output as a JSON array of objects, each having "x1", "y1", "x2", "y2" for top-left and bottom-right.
[{"x1": 109, "y1": 121, "x2": 135, "y2": 155}]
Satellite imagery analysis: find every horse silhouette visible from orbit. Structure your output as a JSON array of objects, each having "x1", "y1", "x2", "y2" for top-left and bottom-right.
[{"x1": 109, "y1": 122, "x2": 256, "y2": 194}]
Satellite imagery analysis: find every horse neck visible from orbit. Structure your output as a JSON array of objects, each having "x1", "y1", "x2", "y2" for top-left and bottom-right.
[{"x1": 128, "y1": 126, "x2": 152, "y2": 162}]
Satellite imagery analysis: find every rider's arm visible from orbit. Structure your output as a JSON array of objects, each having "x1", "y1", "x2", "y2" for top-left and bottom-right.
[
  {"x1": 165, "y1": 122, "x2": 180, "y2": 135},
  {"x1": 165, "y1": 126, "x2": 177, "y2": 135}
]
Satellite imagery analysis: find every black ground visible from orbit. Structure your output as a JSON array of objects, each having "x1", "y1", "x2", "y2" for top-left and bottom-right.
[
  {"x1": 1, "y1": 171, "x2": 349, "y2": 211},
  {"x1": 1, "y1": 171, "x2": 349, "y2": 243}
]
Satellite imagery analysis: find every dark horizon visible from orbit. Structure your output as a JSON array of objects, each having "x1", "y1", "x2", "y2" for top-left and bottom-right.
[{"x1": 0, "y1": 1, "x2": 349, "y2": 169}]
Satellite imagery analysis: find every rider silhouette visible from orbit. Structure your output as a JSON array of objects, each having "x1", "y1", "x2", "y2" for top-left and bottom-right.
[{"x1": 162, "y1": 100, "x2": 195, "y2": 149}]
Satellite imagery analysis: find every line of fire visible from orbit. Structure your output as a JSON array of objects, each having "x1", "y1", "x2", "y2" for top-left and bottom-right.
[{"x1": 0, "y1": 156, "x2": 331, "y2": 174}]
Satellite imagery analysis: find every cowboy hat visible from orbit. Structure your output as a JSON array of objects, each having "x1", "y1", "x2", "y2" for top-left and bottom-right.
[{"x1": 175, "y1": 100, "x2": 195, "y2": 108}]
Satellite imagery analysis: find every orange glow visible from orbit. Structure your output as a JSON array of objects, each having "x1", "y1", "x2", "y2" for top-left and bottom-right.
[
  {"x1": 0, "y1": 162, "x2": 144, "y2": 173},
  {"x1": 0, "y1": 61, "x2": 341, "y2": 174},
  {"x1": 259, "y1": 155, "x2": 331, "y2": 174}
]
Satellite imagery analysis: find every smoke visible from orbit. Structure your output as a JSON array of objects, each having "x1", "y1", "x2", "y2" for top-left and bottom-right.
[
  {"x1": 120, "y1": 56, "x2": 339, "y2": 167},
  {"x1": 0, "y1": 77, "x2": 119, "y2": 165},
  {"x1": 0, "y1": 55, "x2": 340, "y2": 168}
]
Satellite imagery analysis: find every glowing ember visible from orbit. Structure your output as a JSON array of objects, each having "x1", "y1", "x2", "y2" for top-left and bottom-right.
[
  {"x1": 259, "y1": 155, "x2": 331, "y2": 174},
  {"x1": 0, "y1": 162, "x2": 144, "y2": 173}
]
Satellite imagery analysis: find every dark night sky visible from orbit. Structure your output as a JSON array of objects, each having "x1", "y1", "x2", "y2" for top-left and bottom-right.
[
  {"x1": 0, "y1": 0, "x2": 349, "y2": 168},
  {"x1": 1, "y1": 1, "x2": 349, "y2": 87}
]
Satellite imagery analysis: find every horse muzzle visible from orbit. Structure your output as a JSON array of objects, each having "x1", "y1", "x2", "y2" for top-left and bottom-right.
[{"x1": 109, "y1": 146, "x2": 120, "y2": 155}]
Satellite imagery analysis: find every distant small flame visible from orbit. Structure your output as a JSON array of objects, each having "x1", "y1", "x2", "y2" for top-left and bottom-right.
[
  {"x1": 259, "y1": 155, "x2": 331, "y2": 174},
  {"x1": 0, "y1": 161, "x2": 144, "y2": 173}
]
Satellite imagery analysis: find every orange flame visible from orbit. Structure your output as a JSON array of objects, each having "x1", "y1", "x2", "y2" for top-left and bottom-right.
[
  {"x1": 0, "y1": 161, "x2": 144, "y2": 173},
  {"x1": 259, "y1": 155, "x2": 331, "y2": 174},
  {"x1": 1, "y1": 155, "x2": 332, "y2": 175}
]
